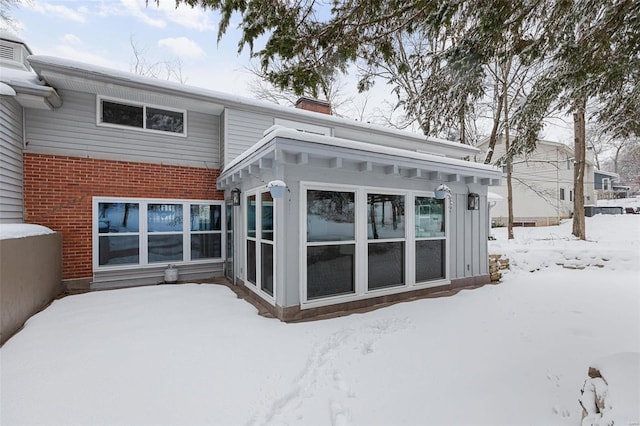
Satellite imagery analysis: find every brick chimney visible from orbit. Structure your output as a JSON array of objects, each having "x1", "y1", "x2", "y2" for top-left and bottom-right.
[{"x1": 295, "y1": 96, "x2": 332, "y2": 115}]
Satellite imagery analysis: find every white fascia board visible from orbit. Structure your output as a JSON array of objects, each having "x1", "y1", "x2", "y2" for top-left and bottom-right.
[{"x1": 219, "y1": 127, "x2": 500, "y2": 184}]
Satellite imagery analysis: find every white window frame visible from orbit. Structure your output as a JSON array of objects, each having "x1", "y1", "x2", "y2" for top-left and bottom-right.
[
  {"x1": 300, "y1": 182, "x2": 449, "y2": 309},
  {"x1": 92, "y1": 197, "x2": 224, "y2": 271},
  {"x1": 96, "y1": 96, "x2": 187, "y2": 137},
  {"x1": 602, "y1": 177, "x2": 611, "y2": 191},
  {"x1": 244, "y1": 188, "x2": 276, "y2": 304}
]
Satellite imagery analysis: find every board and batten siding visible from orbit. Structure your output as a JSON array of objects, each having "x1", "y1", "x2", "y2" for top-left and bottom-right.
[
  {"x1": 450, "y1": 192, "x2": 489, "y2": 279},
  {"x1": 223, "y1": 108, "x2": 274, "y2": 167},
  {"x1": 24, "y1": 89, "x2": 220, "y2": 169},
  {"x1": 0, "y1": 98, "x2": 24, "y2": 223}
]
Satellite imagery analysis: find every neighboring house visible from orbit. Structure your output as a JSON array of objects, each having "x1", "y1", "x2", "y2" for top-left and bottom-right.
[
  {"x1": 594, "y1": 170, "x2": 629, "y2": 199},
  {"x1": 1, "y1": 33, "x2": 501, "y2": 320},
  {"x1": 476, "y1": 135, "x2": 595, "y2": 227}
]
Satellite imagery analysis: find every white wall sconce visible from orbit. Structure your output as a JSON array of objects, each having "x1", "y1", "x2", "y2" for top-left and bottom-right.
[
  {"x1": 267, "y1": 180, "x2": 288, "y2": 198},
  {"x1": 435, "y1": 184, "x2": 451, "y2": 200},
  {"x1": 231, "y1": 188, "x2": 241, "y2": 206},
  {"x1": 467, "y1": 193, "x2": 480, "y2": 210}
]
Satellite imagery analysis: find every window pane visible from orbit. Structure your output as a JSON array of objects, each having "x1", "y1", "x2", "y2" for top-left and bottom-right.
[
  {"x1": 416, "y1": 240, "x2": 445, "y2": 282},
  {"x1": 307, "y1": 244, "x2": 355, "y2": 299},
  {"x1": 307, "y1": 190, "x2": 355, "y2": 242},
  {"x1": 415, "y1": 197, "x2": 445, "y2": 238},
  {"x1": 148, "y1": 204, "x2": 183, "y2": 232},
  {"x1": 191, "y1": 233, "x2": 222, "y2": 259},
  {"x1": 247, "y1": 240, "x2": 256, "y2": 284},
  {"x1": 247, "y1": 195, "x2": 256, "y2": 238},
  {"x1": 102, "y1": 101, "x2": 143, "y2": 128},
  {"x1": 261, "y1": 192, "x2": 274, "y2": 241},
  {"x1": 98, "y1": 235, "x2": 139, "y2": 266},
  {"x1": 190, "y1": 205, "x2": 221, "y2": 231},
  {"x1": 261, "y1": 243, "x2": 274, "y2": 296},
  {"x1": 146, "y1": 107, "x2": 184, "y2": 133},
  {"x1": 368, "y1": 194, "x2": 405, "y2": 239},
  {"x1": 98, "y1": 203, "x2": 139, "y2": 233},
  {"x1": 368, "y1": 242, "x2": 404, "y2": 290},
  {"x1": 148, "y1": 235, "x2": 183, "y2": 263}
]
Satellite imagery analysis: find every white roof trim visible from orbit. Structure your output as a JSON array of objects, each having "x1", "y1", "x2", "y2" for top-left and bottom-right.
[{"x1": 220, "y1": 126, "x2": 499, "y2": 181}]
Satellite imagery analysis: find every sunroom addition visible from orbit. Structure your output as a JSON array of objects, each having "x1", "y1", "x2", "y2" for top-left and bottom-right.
[{"x1": 218, "y1": 126, "x2": 501, "y2": 320}]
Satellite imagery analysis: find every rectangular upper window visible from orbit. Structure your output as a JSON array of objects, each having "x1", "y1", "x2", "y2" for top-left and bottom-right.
[{"x1": 98, "y1": 97, "x2": 186, "y2": 136}]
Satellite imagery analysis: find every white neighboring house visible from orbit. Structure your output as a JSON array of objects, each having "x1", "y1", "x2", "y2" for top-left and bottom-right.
[{"x1": 476, "y1": 135, "x2": 595, "y2": 227}]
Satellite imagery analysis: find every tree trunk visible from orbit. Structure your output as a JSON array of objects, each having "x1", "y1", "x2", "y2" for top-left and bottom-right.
[
  {"x1": 502, "y1": 76, "x2": 514, "y2": 240},
  {"x1": 484, "y1": 91, "x2": 505, "y2": 164},
  {"x1": 506, "y1": 134, "x2": 515, "y2": 240},
  {"x1": 572, "y1": 101, "x2": 586, "y2": 240}
]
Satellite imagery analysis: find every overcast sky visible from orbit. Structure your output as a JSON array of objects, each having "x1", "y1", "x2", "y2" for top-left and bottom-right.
[
  {"x1": 9, "y1": 0, "x2": 261, "y2": 95},
  {"x1": 5, "y1": 0, "x2": 573, "y2": 143}
]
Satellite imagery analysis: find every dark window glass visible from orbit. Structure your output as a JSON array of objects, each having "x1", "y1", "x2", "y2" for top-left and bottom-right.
[
  {"x1": 247, "y1": 195, "x2": 256, "y2": 238},
  {"x1": 148, "y1": 235, "x2": 183, "y2": 263},
  {"x1": 307, "y1": 190, "x2": 355, "y2": 242},
  {"x1": 261, "y1": 192, "x2": 274, "y2": 241},
  {"x1": 190, "y1": 205, "x2": 221, "y2": 231},
  {"x1": 261, "y1": 243, "x2": 274, "y2": 296},
  {"x1": 98, "y1": 235, "x2": 139, "y2": 266},
  {"x1": 307, "y1": 244, "x2": 355, "y2": 299},
  {"x1": 226, "y1": 205, "x2": 233, "y2": 259},
  {"x1": 247, "y1": 240, "x2": 256, "y2": 285},
  {"x1": 367, "y1": 194, "x2": 405, "y2": 239},
  {"x1": 191, "y1": 233, "x2": 222, "y2": 260},
  {"x1": 146, "y1": 107, "x2": 184, "y2": 133},
  {"x1": 560, "y1": 188, "x2": 565, "y2": 200},
  {"x1": 102, "y1": 101, "x2": 143, "y2": 128},
  {"x1": 368, "y1": 242, "x2": 405, "y2": 290},
  {"x1": 98, "y1": 203, "x2": 139, "y2": 233},
  {"x1": 415, "y1": 197, "x2": 445, "y2": 238},
  {"x1": 148, "y1": 204, "x2": 183, "y2": 232},
  {"x1": 416, "y1": 240, "x2": 445, "y2": 282}
]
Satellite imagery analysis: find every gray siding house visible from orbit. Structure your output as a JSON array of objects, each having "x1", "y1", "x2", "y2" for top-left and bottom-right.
[{"x1": 0, "y1": 33, "x2": 501, "y2": 320}]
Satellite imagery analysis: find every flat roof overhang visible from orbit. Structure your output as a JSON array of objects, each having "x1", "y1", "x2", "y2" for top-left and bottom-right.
[{"x1": 218, "y1": 127, "x2": 502, "y2": 190}]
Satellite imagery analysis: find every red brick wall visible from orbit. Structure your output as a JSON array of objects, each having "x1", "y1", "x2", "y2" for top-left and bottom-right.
[{"x1": 23, "y1": 153, "x2": 223, "y2": 280}]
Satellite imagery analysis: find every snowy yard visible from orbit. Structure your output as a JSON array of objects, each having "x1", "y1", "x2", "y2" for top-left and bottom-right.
[{"x1": 1, "y1": 213, "x2": 639, "y2": 426}]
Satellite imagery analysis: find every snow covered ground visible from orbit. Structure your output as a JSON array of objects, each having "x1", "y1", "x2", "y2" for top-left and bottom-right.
[{"x1": 1, "y1": 213, "x2": 639, "y2": 426}]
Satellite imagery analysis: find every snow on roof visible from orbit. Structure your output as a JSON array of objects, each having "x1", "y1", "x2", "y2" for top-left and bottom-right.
[
  {"x1": 26, "y1": 55, "x2": 477, "y2": 154},
  {"x1": 0, "y1": 224, "x2": 55, "y2": 240},
  {"x1": 0, "y1": 31, "x2": 32, "y2": 54},
  {"x1": 488, "y1": 191, "x2": 504, "y2": 201},
  {"x1": 222, "y1": 126, "x2": 499, "y2": 178},
  {"x1": 0, "y1": 66, "x2": 46, "y2": 91},
  {"x1": 595, "y1": 169, "x2": 620, "y2": 179}
]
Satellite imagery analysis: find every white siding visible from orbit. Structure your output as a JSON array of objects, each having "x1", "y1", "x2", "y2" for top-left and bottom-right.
[
  {"x1": 224, "y1": 108, "x2": 273, "y2": 166},
  {"x1": 0, "y1": 98, "x2": 24, "y2": 223},
  {"x1": 25, "y1": 90, "x2": 220, "y2": 168}
]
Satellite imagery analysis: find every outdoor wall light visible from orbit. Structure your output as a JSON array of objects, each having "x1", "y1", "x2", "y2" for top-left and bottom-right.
[
  {"x1": 435, "y1": 184, "x2": 451, "y2": 200},
  {"x1": 231, "y1": 188, "x2": 241, "y2": 206},
  {"x1": 467, "y1": 193, "x2": 480, "y2": 210},
  {"x1": 267, "y1": 180, "x2": 288, "y2": 198}
]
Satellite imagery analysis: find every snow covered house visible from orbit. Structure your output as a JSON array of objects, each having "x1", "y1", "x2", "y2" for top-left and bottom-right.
[
  {"x1": 476, "y1": 135, "x2": 595, "y2": 227},
  {"x1": 1, "y1": 33, "x2": 501, "y2": 320}
]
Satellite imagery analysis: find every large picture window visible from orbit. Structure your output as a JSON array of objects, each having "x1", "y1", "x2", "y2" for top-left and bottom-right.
[
  {"x1": 367, "y1": 194, "x2": 405, "y2": 290},
  {"x1": 302, "y1": 185, "x2": 448, "y2": 305},
  {"x1": 94, "y1": 198, "x2": 222, "y2": 269},
  {"x1": 306, "y1": 190, "x2": 356, "y2": 299},
  {"x1": 98, "y1": 97, "x2": 186, "y2": 136}
]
